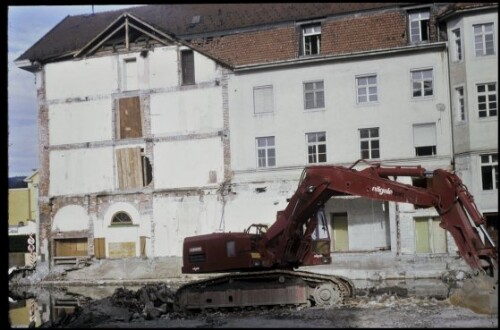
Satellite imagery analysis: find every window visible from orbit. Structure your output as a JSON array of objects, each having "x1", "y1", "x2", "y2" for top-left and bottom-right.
[
  {"x1": 304, "y1": 81, "x2": 325, "y2": 109},
  {"x1": 481, "y1": 154, "x2": 498, "y2": 190},
  {"x1": 306, "y1": 132, "x2": 327, "y2": 164},
  {"x1": 256, "y1": 137, "x2": 276, "y2": 168},
  {"x1": 411, "y1": 69, "x2": 433, "y2": 98},
  {"x1": 408, "y1": 11, "x2": 430, "y2": 44},
  {"x1": 123, "y1": 58, "x2": 138, "y2": 91},
  {"x1": 111, "y1": 212, "x2": 133, "y2": 225},
  {"x1": 359, "y1": 128, "x2": 380, "y2": 159},
  {"x1": 253, "y1": 86, "x2": 274, "y2": 114},
  {"x1": 302, "y1": 24, "x2": 321, "y2": 56},
  {"x1": 118, "y1": 96, "x2": 142, "y2": 139},
  {"x1": 116, "y1": 147, "x2": 152, "y2": 189},
  {"x1": 474, "y1": 23, "x2": 495, "y2": 56},
  {"x1": 226, "y1": 241, "x2": 236, "y2": 257},
  {"x1": 477, "y1": 83, "x2": 497, "y2": 118},
  {"x1": 181, "y1": 50, "x2": 195, "y2": 85},
  {"x1": 413, "y1": 123, "x2": 436, "y2": 156},
  {"x1": 455, "y1": 86, "x2": 466, "y2": 122},
  {"x1": 452, "y1": 28, "x2": 462, "y2": 61},
  {"x1": 356, "y1": 75, "x2": 378, "y2": 103}
]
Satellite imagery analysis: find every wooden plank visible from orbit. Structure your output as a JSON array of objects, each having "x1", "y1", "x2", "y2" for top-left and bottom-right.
[
  {"x1": 119, "y1": 96, "x2": 142, "y2": 138},
  {"x1": 108, "y1": 242, "x2": 136, "y2": 258}
]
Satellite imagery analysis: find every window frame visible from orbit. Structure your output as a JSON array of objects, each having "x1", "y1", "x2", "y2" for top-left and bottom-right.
[
  {"x1": 476, "y1": 82, "x2": 497, "y2": 118},
  {"x1": 181, "y1": 49, "x2": 195, "y2": 85},
  {"x1": 302, "y1": 24, "x2": 322, "y2": 56},
  {"x1": 122, "y1": 57, "x2": 138, "y2": 91},
  {"x1": 359, "y1": 127, "x2": 380, "y2": 160},
  {"x1": 408, "y1": 10, "x2": 430, "y2": 44},
  {"x1": 306, "y1": 132, "x2": 327, "y2": 164},
  {"x1": 413, "y1": 123, "x2": 437, "y2": 157},
  {"x1": 111, "y1": 211, "x2": 133, "y2": 226},
  {"x1": 480, "y1": 153, "x2": 498, "y2": 191},
  {"x1": 411, "y1": 68, "x2": 434, "y2": 99},
  {"x1": 452, "y1": 28, "x2": 462, "y2": 62},
  {"x1": 455, "y1": 85, "x2": 466, "y2": 122},
  {"x1": 356, "y1": 74, "x2": 378, "y2": 104},
  {"x1": 473, "y1": 23, "x2": 495, "y2": 57},
  {"x1": 256, "y1": 136, "x2": 276, "y2": 168},
  {"x1": 303, "y1": 80, "x2": 325, "y2": 110}
]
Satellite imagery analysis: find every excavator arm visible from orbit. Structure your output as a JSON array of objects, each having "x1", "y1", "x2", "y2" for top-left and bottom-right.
[{"x1": 262, "y1": 160, "x2": 497, "y2": 275}]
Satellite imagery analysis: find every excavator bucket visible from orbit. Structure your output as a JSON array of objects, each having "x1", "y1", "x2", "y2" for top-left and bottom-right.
[{"x1": 449, "y1": 272, "x2": 498, "y2": 315}]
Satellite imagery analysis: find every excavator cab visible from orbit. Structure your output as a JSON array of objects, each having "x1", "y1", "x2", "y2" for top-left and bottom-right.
[{"x1": 302, "y1": 208, "x2": 332, "y2": 266}]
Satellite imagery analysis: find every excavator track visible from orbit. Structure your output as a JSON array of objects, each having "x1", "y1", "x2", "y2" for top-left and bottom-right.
[{"x1": 175, "y1": 270, "x2": 355, "y2": 311}]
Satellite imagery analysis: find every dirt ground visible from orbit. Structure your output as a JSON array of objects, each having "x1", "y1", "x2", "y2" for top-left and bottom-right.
[{"x1": 37, "y1": 283, "x2": 497, "y2": 328}]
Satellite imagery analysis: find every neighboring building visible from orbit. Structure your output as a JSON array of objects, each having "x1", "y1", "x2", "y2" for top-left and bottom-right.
[
  {"x1": 14, "y1": 3, "x2": 497, "y2": 274},
  {"x1": 8, "y1": 170, "x2": 39, "y2": 268},
  {"x1": 438, "y1": 3, "x2": 498, "y2": 246}
]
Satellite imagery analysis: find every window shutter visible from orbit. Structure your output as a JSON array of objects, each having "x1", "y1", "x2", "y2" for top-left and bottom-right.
[
  {"x1": 254, "y1": 86, "x2": 273, "y2": 114},
  {"x1": 413, "y1": 123, "x2": 436, "y2": 147}
]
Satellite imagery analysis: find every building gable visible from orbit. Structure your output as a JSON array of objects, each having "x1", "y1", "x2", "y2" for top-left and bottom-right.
[{"x1": 74, "y1": 13, "x2": 177, "y2": 58}]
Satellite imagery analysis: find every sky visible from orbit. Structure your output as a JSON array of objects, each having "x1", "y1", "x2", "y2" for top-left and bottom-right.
[{"x1": 7, "y1": 5, "x2": 140, "y2": 177}]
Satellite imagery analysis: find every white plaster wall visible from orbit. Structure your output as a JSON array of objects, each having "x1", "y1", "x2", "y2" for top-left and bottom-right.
[
  {"x1": 45, "y1": 57, "x2": 118, "y2": 100},
  {"x1": 153, "y1": 137, "x2": 224, "y2": 189},
  {"x1": 462, "y1": 12, "x2": 498, "y2": 151},
  {"x1": 326, "y1": 197, "x2": 390, "y2": 251},
  {"x1": 150, "y1": 87, "x2": 223, "y2": 135},
  {"x1": 52, "y1": 205, "x2": 89, "y2": 232},
  {"x1": 148, "y1": 47, "x2": 180, "y2": 89},
  {"x1": 152, "y1": 194, "x2": 221, "y2": 256},
  {"x1": 229, "y1": 50, "x2": 452, "y2": 171},
  {"x1": 49, "y1": 148, "x2": 115, "y2": 196},
  {"x1": 101, "y1": 202, "x2": 142, "y2": 257},
  {"x1": 49, "y1": 99, "x2": 113, "y2": 145},
  {"x1": 193, "y1": 51, "x2": 219, "y2": 82},
  {"x1": 223, "y1": 182, "x2": 295, "y2": 232}
]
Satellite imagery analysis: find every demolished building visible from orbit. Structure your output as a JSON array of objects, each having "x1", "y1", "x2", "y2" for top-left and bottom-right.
[{"x1": 14, "y1": 3, "x2": 497, "y2": 277}]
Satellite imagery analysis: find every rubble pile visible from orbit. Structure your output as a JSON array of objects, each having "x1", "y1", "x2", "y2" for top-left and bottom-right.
[{"x1": 40, "y1": 283, "x2": 179, "y2": 328}]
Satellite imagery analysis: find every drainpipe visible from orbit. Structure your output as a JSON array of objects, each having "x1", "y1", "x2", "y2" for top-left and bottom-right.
[{"x1": 445, "y1": 28, "x2": 456, "y2": 172}]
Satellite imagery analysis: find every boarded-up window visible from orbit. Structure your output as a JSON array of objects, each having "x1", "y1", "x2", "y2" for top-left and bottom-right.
[
  {"x1": 118, "y1": 96, "x2": 142, "y2": 139},
  {"x1": 116, "y1": 147, "x2": 152, "y2": 190},
  {"x1": 116, "y1": 147, "x2": 143, "y2": 189},
  {"x1": 181, "y1": 50, "x2": 195, "y2": 85},
  {"x1": 54, "y1": 238, "x2": 88, "y2": 257},
  {"x1": 108, "y1": 242, "x2": 136, "y2": 258}
]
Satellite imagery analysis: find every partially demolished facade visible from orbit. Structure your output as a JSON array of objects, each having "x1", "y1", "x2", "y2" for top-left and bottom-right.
[{"x1": 15, "y1": 3, "x2": 497, "y2": 272}]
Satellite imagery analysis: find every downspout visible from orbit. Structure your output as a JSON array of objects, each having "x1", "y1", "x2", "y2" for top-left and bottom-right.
[{"x1": 443, "y1": 24, "x2": 456, "y2": 171}]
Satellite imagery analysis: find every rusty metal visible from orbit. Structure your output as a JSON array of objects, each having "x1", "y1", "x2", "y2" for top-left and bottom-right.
[{"x1": 176, "y1": 270, "x2": 354, "y2": 311}]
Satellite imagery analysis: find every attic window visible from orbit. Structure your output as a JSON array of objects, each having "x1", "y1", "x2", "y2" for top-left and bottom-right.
[
  {"x1": 191, "y1": 15, "x2": 201, "y2": 26},
  {"x1": 301, "y1": 24, "x2": 321, "y2": 56},
  {"x1": 408, "y1": 10, "x2": 430, "y2": 44}
]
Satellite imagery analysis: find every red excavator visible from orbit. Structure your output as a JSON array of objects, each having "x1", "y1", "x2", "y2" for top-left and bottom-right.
[{"x1": 176, "y1": 160, "x2": 497, "y2": 310}]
